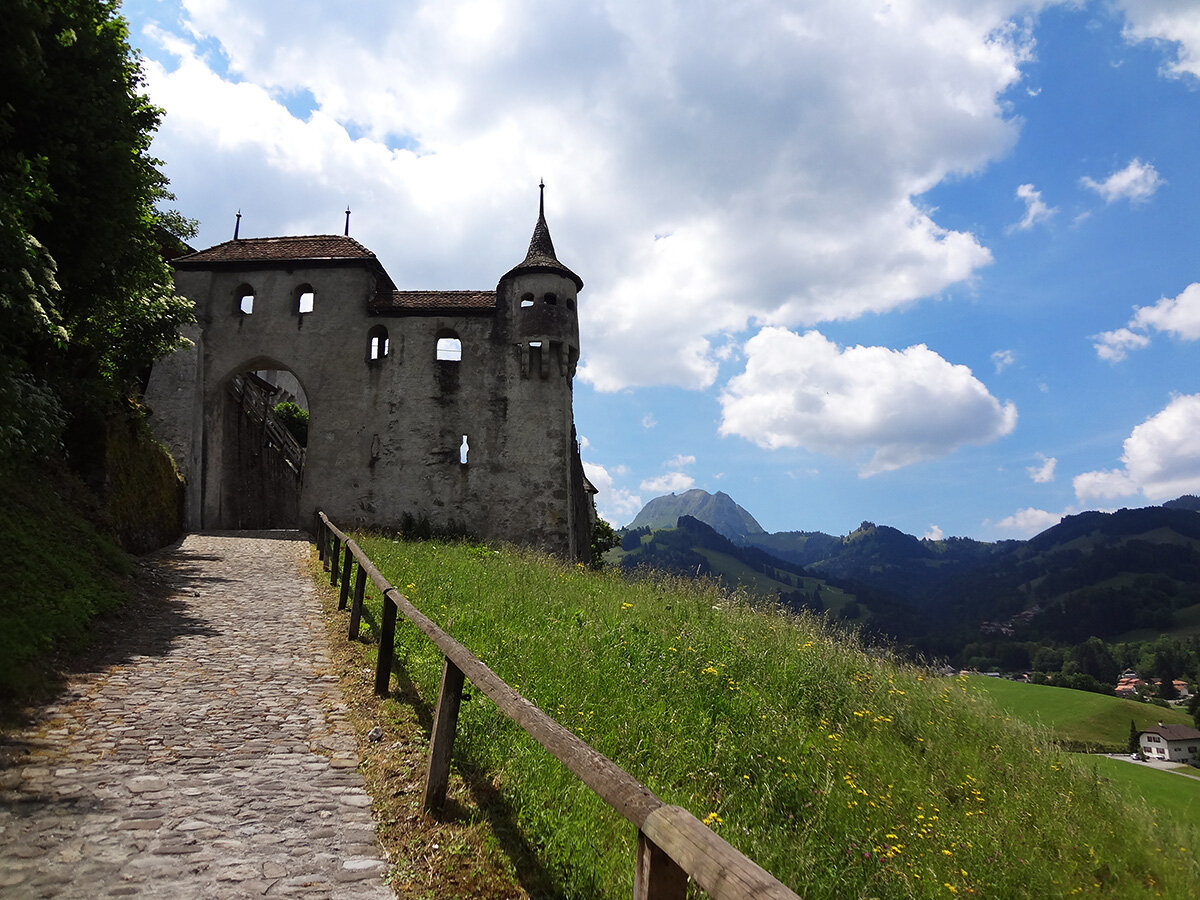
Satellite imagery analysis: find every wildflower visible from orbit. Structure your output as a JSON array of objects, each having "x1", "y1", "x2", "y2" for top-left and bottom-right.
[
  {"x1": 703, "y1": 812, "x2": 723, "y2": 826},
  {"x1": 621, "y1": 602, "x2": 633, "y2": 610}
]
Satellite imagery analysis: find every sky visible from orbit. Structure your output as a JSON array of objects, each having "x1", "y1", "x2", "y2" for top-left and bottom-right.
[{"x1": 122, "y1": 0, "x2": 1200, "y2": 541}]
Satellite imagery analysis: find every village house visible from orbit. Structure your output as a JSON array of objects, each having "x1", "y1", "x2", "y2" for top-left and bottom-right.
[{"x1": 1137, "y1": 723, "x2": 1200, "y2": 764}]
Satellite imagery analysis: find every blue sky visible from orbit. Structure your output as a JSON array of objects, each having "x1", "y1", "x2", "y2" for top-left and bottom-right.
[{"x1": 123, "y1": 0, "x2": 1200, "y2": 540}]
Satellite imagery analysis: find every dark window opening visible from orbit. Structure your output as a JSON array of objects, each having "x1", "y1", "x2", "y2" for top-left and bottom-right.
[
  {"x1": 544, "y1": 292, "x2": 558, "y2": 305},
  {"x1": 368, "y1": 325, "x2": 390, "y2": 360}
]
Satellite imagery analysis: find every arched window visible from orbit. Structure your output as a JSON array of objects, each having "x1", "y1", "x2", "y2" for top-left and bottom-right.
[
  {"x1": 296, "y1": 283, "x2": 315, "y2": 314},
  {"x1": 436, "y1": 335, "x2": 462, "y2": 362},
  {"x1": 368, "y1": 325, "x2": 390, "y2": 361},
  {"x1": 235, "y1": 283, "x2": 255, "y2": 315},
  {"x1": 543, "y1": 292, "x2": 558, "y2": 306},
  {"x1": 520, "y1": 293, "x2": 535, "y2": 308}
]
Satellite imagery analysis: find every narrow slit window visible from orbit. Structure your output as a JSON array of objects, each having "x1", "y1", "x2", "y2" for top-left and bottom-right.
[
  {"x1": 459, "y1": 434, "x2": 469, "y2": 465},
  {"x1": 436, "y1": 336, "x2": 462, "y2": 362}
]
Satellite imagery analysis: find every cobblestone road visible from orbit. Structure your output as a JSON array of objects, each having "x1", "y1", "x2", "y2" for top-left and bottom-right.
[{"x1": 0, "y1": 532, "x2": 393, "y2": 899}]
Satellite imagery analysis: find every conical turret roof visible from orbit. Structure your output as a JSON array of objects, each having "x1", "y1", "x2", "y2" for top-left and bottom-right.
[{"x1": 501, "y1": 183, "x2": 583, "y2": 290}]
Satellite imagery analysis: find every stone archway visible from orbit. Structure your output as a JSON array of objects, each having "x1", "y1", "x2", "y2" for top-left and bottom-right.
[{"x1": 204, "y1": 361, "x2": 309, "y2": 530}]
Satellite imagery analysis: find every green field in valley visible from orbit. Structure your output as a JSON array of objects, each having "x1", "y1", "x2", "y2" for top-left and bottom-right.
[
  {"x1": 1075, "y1": 755, "x2": 1200, "y2": 825},
  {"x1": 965, "y1": 675, "x2": 1194, "y2": 750}
]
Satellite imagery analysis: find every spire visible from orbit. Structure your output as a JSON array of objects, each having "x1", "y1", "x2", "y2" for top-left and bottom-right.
[
  {"x1": 525, "y1": 179, "x2": 558, "y2": 262},
  {"x1": 501, "y1": 181, "x2": 582, "y2": 289},
  {"x1": 233, "y1": 209, "x2": 242, "y2": 240},
  {"x1": 344, "y1": 205, "x2": 351, "y2": 236}
]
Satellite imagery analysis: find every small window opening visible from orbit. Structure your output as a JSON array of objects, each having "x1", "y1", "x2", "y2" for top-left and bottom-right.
[
  {"x1": 544, "y1": 292, "x2": 558, "y2": 305},
  {"x1": 520, "y1": 293, "x2": 535, "y2": 308},
  {"x1": 368, "y1": 325, "x2": 390, "y2": 360},
  {"x1": 436, "y1": 336, "x2": 462, "y2": 362},
  {"x1": 298, "y1": 290, "x2": 314, "y2": 314},
  {"x1": 529, "y1": 340, "x2": 542, "y2": 348},
  {"x1": 237, "y1": 284, "x2": 255, "y2": 315},
  {"x1": 566, "y1": 297, "x2": 576, "y2": 310},
  {"x1": 459, "y1": 435, "x2": 469, "y2": 465}
]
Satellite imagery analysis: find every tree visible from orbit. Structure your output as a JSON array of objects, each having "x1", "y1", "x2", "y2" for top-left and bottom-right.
[
  {"x1": 1128, "y1": 719, "x2": 1139, "y2": 755},
  {"x1": 590, "y1": 517, "x2": 620, "y2": 568},
  {"x1": 1, "y1": 0, "x2": 193, "y2": 469}
]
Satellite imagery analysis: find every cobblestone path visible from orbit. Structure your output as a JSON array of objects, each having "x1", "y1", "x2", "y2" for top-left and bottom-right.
[{"x1": 0, "y1": 532, "x2": 393, "y2": 899}]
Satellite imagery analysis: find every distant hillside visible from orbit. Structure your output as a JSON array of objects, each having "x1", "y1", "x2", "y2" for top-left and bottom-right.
[
  {"x1": 934, "y1": 505, "x2": 1200, "y2": 644},
  {"x1": 623, "y1": 492, "x2": 1200, "y2": 653},
  {"x1": 626, "y1": 489, "x2": 765, "y2": 540}
]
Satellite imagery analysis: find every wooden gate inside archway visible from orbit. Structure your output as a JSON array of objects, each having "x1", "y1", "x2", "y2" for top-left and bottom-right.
[{"x1": 208, "y1": 367, "x2": 308, "y2": 530}]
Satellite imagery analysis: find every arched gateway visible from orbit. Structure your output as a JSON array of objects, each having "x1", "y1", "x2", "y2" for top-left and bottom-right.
[{"x1": 145, "y1": 192, "x2": 596, "y2": 561}]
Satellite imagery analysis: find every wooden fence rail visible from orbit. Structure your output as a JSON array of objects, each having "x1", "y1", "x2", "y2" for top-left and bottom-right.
[{"x1": 314, "y1": 511, "x2": 800, "y2": 900}]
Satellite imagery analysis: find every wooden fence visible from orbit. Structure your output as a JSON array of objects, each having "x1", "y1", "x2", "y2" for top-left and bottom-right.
[{"x1": 314, "y1": 512, "x2": 800, "y2": 900}]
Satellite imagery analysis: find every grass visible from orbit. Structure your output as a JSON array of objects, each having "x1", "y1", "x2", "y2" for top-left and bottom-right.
[
  {"x1": 1073, "y1": 755, "x2": 1200, "y2": 824},
  {"x1": 964, "y1": 676, "x2": 1193, "y2": 751},
  {"x1": 348, "y1": 533, "x2": 1200, "y2": 899},
  {"x1": 0, "y1": 465, "x2": 133, "y2": 706}
]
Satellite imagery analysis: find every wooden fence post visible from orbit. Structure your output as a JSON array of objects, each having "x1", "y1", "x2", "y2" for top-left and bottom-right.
[
  {"x1": 349, "y1": 564, "x2": 366, "y2": 640},
  {"x1": 338, "y1": 551, "x2": 353, "y2": 609},
  {"x1": 329, "y1": 535, "x2": 340, "y2": 587},
  {"x1": 374, "y1": 591, "x2": 398, "y2": 696},
  {"x1": 634, "y1": 830, "x2": 689, "y2": 900},
  {"x1": 423, "y1": 656, "x2": 465, "y2": 812},
  {"x1": 316, "y1": 516, "x2": 326, "y2": 565}
]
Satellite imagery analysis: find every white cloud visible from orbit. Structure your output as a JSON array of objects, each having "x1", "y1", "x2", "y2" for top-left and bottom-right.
[
  {"x1": 993, "y1": 506, "x2": 1063, "y2": 537},
  {"x1": 718, "y1": 328, "x2": 1017, "y2": 476},
  {"x1": 923, "y1": 524, "x2": 944, "y2": 541},
  {"x1": 1080, "y1": 158, "x2": 1164, "y2": 204},
  {"x1": 1094, "y1": 283, "x2": 1200, "y2": 361},
  {"x1": 1131, "y1": 283, "x2": 1200, "y2": 340},
  {"x1": 130, "y1": 0, "x2": 1053, "y2": 393},
  {"x1": 583, "y1": 461, "x2": 643, "y2": 525},
  {"x1": 641, "y1": 413, "x2": 657, "y2": 429},
  {"x1": 640, "y1": 471, "x2": 696, "y2": 494},
  {"x1": 1116, "y1": 1, "x2": 1200, "y2": 79},
  {"x1": 1007, "y1": 183, "x2": 1056, "y2": 232},
  {"x1": 666, "y1": 454, "x2": 696, "y2": 469},
  {"x1": 991, "y1": 349, "x2": 1015, "y2": 373},
  {"x1": 1027, "y1": 453, "x2": 1057, "y2": 483},
  {"x1": 1093, "y1": 327, "x2": 1151, "y2": 362},
  {"x1": 1074, "y1": 394, "x2": 1200, "y2": 503}
]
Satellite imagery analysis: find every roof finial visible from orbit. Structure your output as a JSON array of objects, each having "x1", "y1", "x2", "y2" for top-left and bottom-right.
[
  {"x1": 344, "y1": 205, "x2": 351, "y2": 236},
  {"x1": 233, "y1": 209, "x2": 242, "y2": 240},
  {"x1": 538, "y1": 179, "x2": 545, "y2": 221}
]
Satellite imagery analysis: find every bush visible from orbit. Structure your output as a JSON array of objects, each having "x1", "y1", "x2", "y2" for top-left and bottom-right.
[{"x1": 272, "y1": 401, "x2": 308, "y2": 446}]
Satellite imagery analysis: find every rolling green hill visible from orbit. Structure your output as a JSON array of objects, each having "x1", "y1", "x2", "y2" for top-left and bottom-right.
[
  {"x1": 1079, "y1": 755, "x2": 1200, "y2": 824},
  {"x1": 965, "y1": 675, "x2": 1194, "y2": 751}
]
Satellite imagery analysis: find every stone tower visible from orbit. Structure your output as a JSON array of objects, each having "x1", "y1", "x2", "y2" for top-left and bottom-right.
[{"x1": 144, "y1": 187, "x2": 596, "y2": 560}]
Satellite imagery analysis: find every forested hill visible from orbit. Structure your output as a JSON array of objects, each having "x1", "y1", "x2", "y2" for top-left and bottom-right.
[{"x1": 616, "y1": 492, "x2": 1200, "y2": 651}]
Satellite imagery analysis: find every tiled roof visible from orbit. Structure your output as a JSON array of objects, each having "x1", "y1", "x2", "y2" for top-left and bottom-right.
[
  {"x1": 371, "y1": 290, "x2": 497, "y2": 313},
  {"x1": 176, "y1": 235, "x2": 379, "y2": 265},
  {"x1": 500, "y1": 189, "x2": 583, "y2": 290},
  {"x1": 1142, "y1": 724, "x2": 1200, "y2": 741}
]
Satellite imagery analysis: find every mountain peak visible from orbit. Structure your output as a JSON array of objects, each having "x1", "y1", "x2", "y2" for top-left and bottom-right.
[{"x1": 627, "y1": 489, "x2": 765, "y2": 541}]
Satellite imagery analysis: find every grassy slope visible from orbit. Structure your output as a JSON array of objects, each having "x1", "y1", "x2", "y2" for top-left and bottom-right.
[
  {"x1": 356, "y1": 535, "x2": 1200, "y2": 899},
  {"x1": 0, "y1": 467, "x2": 133, "y2": 701},
  {"x1": 965, "y1": 676, "x2": 1193, "y2": 750},
  {"x1": 1075, "y1": 755, "x2": 1200, "y2": 824}
]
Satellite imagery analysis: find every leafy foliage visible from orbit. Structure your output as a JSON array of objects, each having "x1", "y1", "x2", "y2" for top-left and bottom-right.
[
  {"x1": 272, "y1": 401, "x2": 309, "y2": 447},
  {"x1": 0, "y1": 0, "x2": 194, "y2": 471}
]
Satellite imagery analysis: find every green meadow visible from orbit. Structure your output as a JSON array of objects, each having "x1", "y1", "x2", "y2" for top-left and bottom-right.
[
  {"x1": 353, "y1": 534, "x2": 1200, "y2": 898},
  {"x1": 964, "y1": 675, "x2": 1193, "y2": 751}
]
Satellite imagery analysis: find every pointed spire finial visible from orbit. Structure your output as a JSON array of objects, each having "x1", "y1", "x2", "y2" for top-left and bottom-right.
[
  {"x1": 344, "y1": 205, "x2": 351, "y2": 236},
  {"x1": 233, "y1": 209, "x2": 242, "y2": 241},
  {"x1": 539, "y1": 179, "x2": 545, "y2": 220}
]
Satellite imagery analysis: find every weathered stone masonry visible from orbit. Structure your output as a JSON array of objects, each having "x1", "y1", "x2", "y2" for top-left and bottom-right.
[{"x1": 145, "y1": 194, "x2": 596, "y2": 560}]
